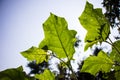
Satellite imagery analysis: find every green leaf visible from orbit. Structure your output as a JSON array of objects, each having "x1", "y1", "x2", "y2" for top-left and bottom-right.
[
  {"x1": 81, "y1": 51, "x2": 114, "y2": 76},
  {"x1": 35, "y1": 69, "x2": 55, "y2": 80},
  {"x1": 0, "y1": 66, "x2": 34, "y2": 80},
  {"x1": 84, "y1": 41, "x2": 97, "y2": 51},
  {"x1": 79, "y1": 1, "x2": 110, "y2": 51},
  {"x1": 110, "y1": 40, "x2": 120, "y2": 63},
  {"x1": 109, "y1": 40, "x2": 120, "y2": 80},
  {"x1": 115, "y1": 70, "x2": 120, "y2": 80},
  {"x1": 21, "y1": 46, "x2": 48, "y2": 64},
  {"x1": 112, "y1": 65, "x2": 120, "y2": 80},
  {"x1": 113, "y1": 65, "x2": 120, "y2": 80},
  {"x1": 39, "y1": 13, "x2": 77, "y2": 59}
]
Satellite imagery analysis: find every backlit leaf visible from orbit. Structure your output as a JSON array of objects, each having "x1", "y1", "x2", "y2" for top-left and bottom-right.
[
  {"x1": 81, "y1": 51, "x2": 114, "y2": 76},
  {"x1": 21, "y1": 46, "x2": 48, "y2": 64},
  {"x1": 0, "y1": 66, "x2": 34, "y2": 80},
  {"x1": 79, "y1": 1, "x2": 110, "y2": 51},
  {"x1": 35, "y1": 69, "x2": 55, "y2": 80},
  {"x1": 39, "y1": 13, "x2": 77, "y2": 59}
]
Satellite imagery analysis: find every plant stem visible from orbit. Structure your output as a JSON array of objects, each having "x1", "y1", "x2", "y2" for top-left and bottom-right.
[
  {"x1": 52, "y1": 54, "x2": 78, "y2": 80},
  {"x1": 102, "y1": 25, "x2": 120, "y2": 55},
  {"x1": 106, "y1": 37, "x2": 120, "y2": 55}
]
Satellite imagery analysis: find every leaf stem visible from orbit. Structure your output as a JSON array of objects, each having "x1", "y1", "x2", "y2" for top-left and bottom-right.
[
  {"x1": 106, "y1": 37, "x2": 120, "y2": 55},
  {"x1": 51, "y1": 53, "x2": 78, "y2": 80},
  {"x1": 101, "y1": 24, "x2": 120, "y2": 55}
]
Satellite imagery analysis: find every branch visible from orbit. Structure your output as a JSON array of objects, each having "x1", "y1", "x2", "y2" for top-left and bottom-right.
[
  {"x1": 51, "y1": 53, "x2": 78, "y2": 80},
  {"x1": 107, "y1": 37, "x2": 120, "y2": 55},
  {"x1": 101, "y1": 24, "x2": 120, "y2": 55}
]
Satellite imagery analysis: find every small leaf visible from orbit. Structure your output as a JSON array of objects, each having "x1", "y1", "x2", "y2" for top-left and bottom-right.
[
  {"x1": 39, "y1": 13, "x2": 77, "y2": 59},
  {"x1": 84, "y1": 41, "x2": 97, "y2": 51},
  {"x1": 81, "y1": 51, "x2": 114, "y2": 76},
  {"x1": 110, "y1": 40, "x2": 120, "y2": 63},
  {"x1": 0, "y1": 66, "x2": 34, "y2": 80},
  {"x1": 79, "y1": 1, "x2": 110, "y2": 51},
  {"x1": 21, "y1": 46, "x2": 48, "y2": 64},
  {"x1": 35, "y1": 69, "x2": 55, "y2": 80}
]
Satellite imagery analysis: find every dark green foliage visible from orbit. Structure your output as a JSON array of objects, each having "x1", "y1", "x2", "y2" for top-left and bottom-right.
[
  {"x1": 0, "y1": 66, "x2": 34, "y2": 80},
  {"x1": 27, "y1": 61, "x2": 49, "y2": 75},
  {"x1": 74, "y1": 37, "x2": 81, "y2": 47},
  {"x1": 93, "y1": 47, "x2": 102, "y2": 56},
  {"x1": 102, "y1": 0, "x2": 120, "y2": 27}
]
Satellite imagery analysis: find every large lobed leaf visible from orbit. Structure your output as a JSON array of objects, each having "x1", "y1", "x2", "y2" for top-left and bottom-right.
[
  {"x1": 81, "y1": 51, "x2": 114, "y2": 76},
  {"x1": 21, "y1": 46, "x2": 48, "y2": 64},
  {"x1": 0, "y1": 66, "x2": 34, "y2": 80},
  {"x1": 79, "y1": 1, "x2": 110, "y2": 51},
  {"x1": 35, "y1": 69, "x2": 55, "y2": 80},
  {"x1": 39, "y1": 13, "x2": 77, "y2": 59}
]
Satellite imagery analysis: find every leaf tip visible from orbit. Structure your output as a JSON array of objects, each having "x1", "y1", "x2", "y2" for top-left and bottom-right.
[{"x1": 50, "y1": 12, "x2": 54, "y2": 15}]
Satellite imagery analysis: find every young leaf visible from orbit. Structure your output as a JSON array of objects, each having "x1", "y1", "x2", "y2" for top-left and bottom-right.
[
  {"x1": 110, "y1": 40, "x2": 120, "y2": 63},
  {"x1": 39, "y1": 13, "x2": 77, "y2": 59},
  {"x1": 81, "y1": 51, "x2": 114, "y2": 76},
  {"x1": 21, "y1": 46, "x2": 48, "y2": 64},
  {"x1": 79, "y1": 1, "x2": 110, "y2": 51},
  {"x1": 35, "y1": 69, "x2": 55, "y2": 80},
  {"x1": 0, "y1": 66, "x2": 34, "y2": 80}
]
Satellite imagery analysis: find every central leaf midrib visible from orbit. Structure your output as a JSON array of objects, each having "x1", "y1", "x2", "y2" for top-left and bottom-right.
[{"x1": 54, "y1": 22, "x2": 69, "y2": 58}]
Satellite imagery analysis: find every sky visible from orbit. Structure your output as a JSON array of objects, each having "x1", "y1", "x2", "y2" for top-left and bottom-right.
[{"x1": 0, "y1": 0, "x2": 103, "y2": 72}]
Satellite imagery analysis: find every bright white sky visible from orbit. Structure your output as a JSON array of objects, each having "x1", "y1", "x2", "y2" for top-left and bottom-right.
[{"x1": 0, "y1": 0, "x2": 103, "y2": 72}]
